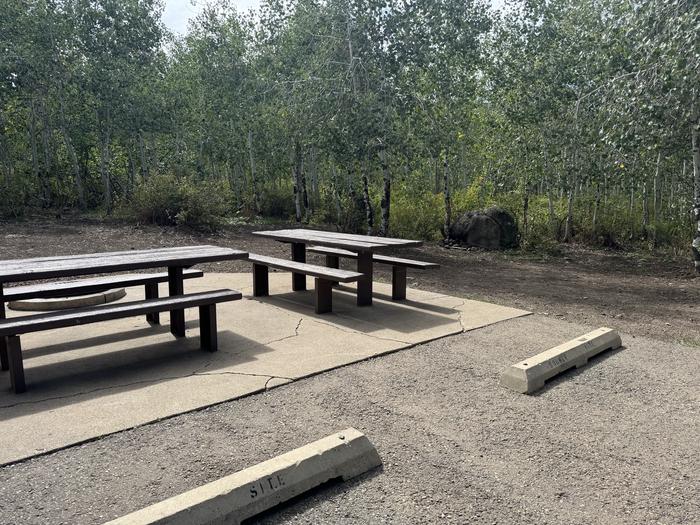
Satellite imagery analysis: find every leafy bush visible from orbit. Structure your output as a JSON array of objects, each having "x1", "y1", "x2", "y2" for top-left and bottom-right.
[
  {"x1": 390, "y1": 190, "x2": 443, "y2": 240},
  {"x1": 131, "y1": 173, "x2": 233, "y2": 231},
  {"x1": 260, "y1": 184, "x2": 296, "y2": 219},
  {"x1": 0, "y1": 178, "x2": 27, "y2": 218}
]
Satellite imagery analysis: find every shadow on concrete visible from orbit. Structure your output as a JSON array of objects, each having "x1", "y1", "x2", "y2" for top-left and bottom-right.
[
  {"x1": 249, "y1": 289, "x2": 458, "y2": 336},
  {"x1": 333, "y1": 285, "x2": 457, "y2": 315},
  {"x1": 0, "y1": 329, "x2": 276, "y2": 418},
  {"x1": 21, "y1": 320, "x2": 201, "y2": 359}
]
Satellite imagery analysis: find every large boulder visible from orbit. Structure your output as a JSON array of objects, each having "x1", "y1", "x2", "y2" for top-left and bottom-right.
[{"x1": 447, "y1": 207, "x2": 519, "y2": 250}]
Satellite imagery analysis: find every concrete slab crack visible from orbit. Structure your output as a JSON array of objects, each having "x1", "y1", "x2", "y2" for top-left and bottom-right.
[
  {"x1": 195, "y1": 370, "x2": 292, "y2": 381},
  {"x1": 309, "y1": 318, "x2": 410, "y2": 344},
  {"x1": 263, "y1": 317, "x2": 303, "y2": 345},
  {"x1": 454, "y1": 300, "x2": 467, "y2": 332},
  {"x1": 0, "y1": 368, "x2": 291, "y2": 410}
]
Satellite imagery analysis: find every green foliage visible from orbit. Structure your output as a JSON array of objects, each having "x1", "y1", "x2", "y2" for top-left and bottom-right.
[
  {"x1": 0, "y1": 179, "x2": 27, "y2": 218},
  {"x1": 390, "y1": 190, "x2": 444, "y2": 241},
  {"x1": 259, "y1": 185, "x2": 296, "y2": 219},
  {"x1": 1, "y1": 0, "x2": 699, "y2": 262},
  {"x1": 130, "y1": 174, "x2": 233, "y2": 231}
]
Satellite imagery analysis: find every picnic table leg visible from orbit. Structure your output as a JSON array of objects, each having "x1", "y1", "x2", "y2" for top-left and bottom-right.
[
  {"x1": 168, "y1": 266, "x2": 186, "y2": 337},
  {"x1": 291, "y1": 242, "x2": 307, "y2": 291},
  {"x1": 325, "y1": 255, "x2": 340, "y2": 287},
  {"x1": 0, "y1": 284, "x2": 7, "y2": 371},
  {"x1": 356, "y1": 251, "x2": 373, "y2": 306},
  {"x1": 392, "y1": 266, "x2": 407, "y2": 301},
  {"x1": 144, "y1": 283, "x2": 160, "y2": 325}
]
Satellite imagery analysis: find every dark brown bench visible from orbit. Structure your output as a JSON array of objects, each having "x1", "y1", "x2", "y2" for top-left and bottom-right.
[
  {"x1": 0, "y1": 289, "x2": 240, "y2": 393},
  {"x1": 306, "y1": 246, "x2": 439, "y2": 300},
  {"x1": 2, "y1": 269, "x2": 204, "y2": 326},
  {"x1": 247, "y1": 254, "x2": 363, "y2": 314}
]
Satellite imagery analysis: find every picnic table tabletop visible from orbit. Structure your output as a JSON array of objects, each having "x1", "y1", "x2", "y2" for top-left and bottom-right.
[
  {"x1": 0, "y1": 245, "x2": 248, "y2": 283},
  {"x1": 252, "y1": 228, "x2": 423, "y2": 252}
]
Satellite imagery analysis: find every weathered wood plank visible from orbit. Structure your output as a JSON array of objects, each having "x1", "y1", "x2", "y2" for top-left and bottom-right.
[
  {"x1": 252, "y1": 231, "x2": 387, "y2": 251},
  {"x1": 3, "y1": 270, "x2": 204, "y2": 301},
  {"x1": 0, "y1": 247, "x2": 247, "y2": 282},
  {"x1": 247, "y1": 255, "x2": 363, "y2": 282},
  {"x1": 0, "y1": 246, "x2": 219, "y2": 269},
  {"x1": 0, "y1": 290, "x2": 241, "y2": 336},
  {"x1": 286, "y1": 229, "x2": 422, "y2": 246},
  {"x1": 307, "y1": 246, "x2": 439, "y2": 269}
]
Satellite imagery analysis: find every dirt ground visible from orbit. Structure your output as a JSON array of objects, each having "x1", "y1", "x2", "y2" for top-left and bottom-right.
[
  {"x1": 0, "y1": 218, "x2": 698, "y2": 525},
  {"x1": 2, "y1": 217, "x2": 699, "y2": 344}
]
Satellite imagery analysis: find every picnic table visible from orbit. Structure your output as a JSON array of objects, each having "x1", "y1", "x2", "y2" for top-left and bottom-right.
[
  {"x1": 0, "y1": 246, "x2": 248, "y2": 368},
  {"x1": 252, "y1": 229, "x2": 422, "y2": 306}
]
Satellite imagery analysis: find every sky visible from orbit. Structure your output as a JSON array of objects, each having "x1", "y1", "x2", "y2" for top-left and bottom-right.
[{"x1": 162, "y1": 0, "x2": 262, "y2": 34}]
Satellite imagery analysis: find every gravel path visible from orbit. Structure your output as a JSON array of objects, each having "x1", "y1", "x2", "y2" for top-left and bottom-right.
[{"x1": 0, "y1": 315, "x2": 697, "y2": 525}]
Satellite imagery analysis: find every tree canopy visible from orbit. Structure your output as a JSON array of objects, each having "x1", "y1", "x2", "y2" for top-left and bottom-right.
[{"x1": 1, "y1": 0, "x2": 699, "y2": 260}]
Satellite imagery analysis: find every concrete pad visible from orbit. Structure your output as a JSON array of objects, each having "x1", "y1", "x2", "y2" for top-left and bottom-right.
[
  {"x1": 500, "y1": 327, "x2": 622, "y2": 394},
  {"x1": 105, "y1": 428, "x2": 381, "y2": 525},
  {"x1": 0, "y1": 273, "x2": 529, "y2": 465}
]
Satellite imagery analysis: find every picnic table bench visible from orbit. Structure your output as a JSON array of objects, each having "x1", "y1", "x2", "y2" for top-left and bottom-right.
[
  {"x1": 247, "y1": 254, "x2": 363, "y2": 314},
  {"x1": 306, "y1": 246, "x2": 439, "y2": 300},
  {"x1": 3, "y1": 269, "x2": 204, "y2": 323},
  {"x1": 1, "y1": 290, "x2": 240, "y2": 393},
  {"x1": 0, "y1": 246, "x2": 248, "y2": 393}
]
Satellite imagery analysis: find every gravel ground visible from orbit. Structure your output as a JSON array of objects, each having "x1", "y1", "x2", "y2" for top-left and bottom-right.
[{"x1": 0, "y1": 315, "x2": 697, "y2": 525}]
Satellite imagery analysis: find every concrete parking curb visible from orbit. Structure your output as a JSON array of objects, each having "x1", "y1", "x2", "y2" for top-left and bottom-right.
[
  {"x1": 104, "y1": 427, "x2": 382, "y2": 525},
  {"x1": 500, "y1": 327, "x2": 622, "y2": 394}
]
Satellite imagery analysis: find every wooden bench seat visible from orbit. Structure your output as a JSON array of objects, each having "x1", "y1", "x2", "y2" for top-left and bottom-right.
[
  {"x1": 0, "y1": 289, "x2": 241, "y2": 393},
  {"x1": 306, "y1": 246, "x2": 439, "y2": 300},
  {"x1": 247, "y1": 254, "x2": 363, "y2": 314},
  {"x1": 2, "y1": 269, "x2": 204, "y2": 326}
]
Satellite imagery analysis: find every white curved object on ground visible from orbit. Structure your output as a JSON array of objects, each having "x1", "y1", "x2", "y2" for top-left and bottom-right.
[{"x1": 8, "y1": 288, "x2": 127, "y2": 311}]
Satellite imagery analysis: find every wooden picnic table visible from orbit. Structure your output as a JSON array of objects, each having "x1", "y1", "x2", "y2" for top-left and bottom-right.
[
  {"x1": 252, "y1": 229, "x2": 422, "y2": 306},
  {"x1": 0, "y1": 245, "x2": 248, "y2": 364}
]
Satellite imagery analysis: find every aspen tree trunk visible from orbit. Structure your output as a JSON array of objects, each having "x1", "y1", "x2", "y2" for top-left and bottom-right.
[
  {"x1": 547, "y1": 186, "x2": 557, "y2": 239},
  {"x1": 592, "y1": 182, "x2": 601, "y2": 237},
  {"x1": 641, "y1": 178, "x2": 649, "y2": 240},
  {"x1": 331, "y1": 163, "x2": 342, "y2": 228},
  {"x1": 138, "y1": 129, "x2": 148, "y2": 179},
  {"x1": 379, "y1": 146, "x2": 391, "y2": 236},
  {"x1": 39, "y1": 99, "x2": 53, "y2": 205},
  {"x1": 361, "y1": 160, "x2": 374, "y2": 235},
  {"x1": 653, "y1": 149, "x2": 662, "y2": 223},
  {"x1": 691, "y1": 116, "x2": 700, "y2": 273},
  {"x1": 522, "y1": 182, "x2": 529, "y2": 241},
  {"x1": 247, "y1": 130, "x2": 261, "y2": 215},
  {"x1": 443, "y1": 150, "x2": 452, "y2": 239},
  {"x1": 310, "y1": 146, "x2": 319, "y2": 208},
  {"x1": 293, "y1": 140, "x2": 303, "y2": 223},
  {"x1": 301, "y1": 157, "x2": 310, "y2": 222},
  {"x1": 99, "y1": 120, "x2": 112, "y2": 213},
  {"x1": 57, "y1": 97, "x2": 85, "y2": 209},
  {"x1": 434, "y1": 157, "x2": 440, "y2": 194},
  {"x1": 127, "y1": 145, "x2": 136, "y2": 193},
  {"x1": 29, "y1": 100, "x2": 45, "y2": 205},
  {"x1": 0, "y1": 110, "x2": 10, "y2": 187},
  {"x1": 564, "y1": 143, "x2": 576, "y2": 242}
]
